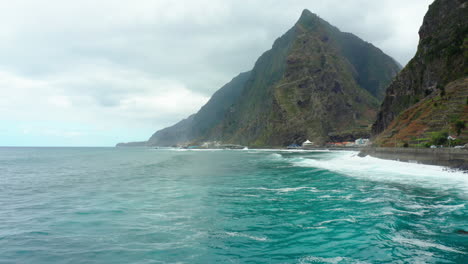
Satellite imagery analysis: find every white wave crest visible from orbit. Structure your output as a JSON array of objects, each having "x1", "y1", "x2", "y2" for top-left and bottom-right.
[
  {"x1": 299, "y1": 256, "x2": 370, "y2": 264},
  {"x1": 268, "y1": 153, "x2": 283, "y2": 159},
  {"x1": 317, "y1": 217, "x2": 357, "y2": 226},
  {"x1": 247, "y1": 149, "x2": 331, "y2": 152},
  {"x1": 245, "y1": 187, "x2": 318, "y2": 193},
  {"x1": 392, "y1": 235, "x2": 466, "y2": 254},
  {"x1": 225, "y1": 232, "x2": 267, "y2": 241},
  {"x1": 291, "y1": 151, "x2": 468, "y2": 193}
]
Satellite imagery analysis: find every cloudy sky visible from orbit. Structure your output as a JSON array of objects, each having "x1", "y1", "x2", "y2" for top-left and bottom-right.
[{"x1": 0, "y1": 0, "x2": 433, "y2": 146}]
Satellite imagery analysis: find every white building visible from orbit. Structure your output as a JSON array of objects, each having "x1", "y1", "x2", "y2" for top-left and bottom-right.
[
  {"x1": 302, "y1": 140, "x2": 315, "y2": 148},
  {"x1": 354, "y1": 138, "x2": 370, "y2": 146}
]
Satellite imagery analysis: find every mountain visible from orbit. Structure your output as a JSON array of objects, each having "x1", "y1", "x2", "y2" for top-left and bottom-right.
[
  {"x1": 372, "y1": 0, "x2": 468, "y2": 147},
  {"x1": 118, "y1": 9, "x2": 401, "y2": 147},
  {"x1": 206, "y1": 10, "x2": 400, "y2": 147}
]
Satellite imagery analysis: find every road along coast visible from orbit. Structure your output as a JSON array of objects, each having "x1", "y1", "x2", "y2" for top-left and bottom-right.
[{"x1": 359, "y1": 147, "x2": 468, "y2": 171}]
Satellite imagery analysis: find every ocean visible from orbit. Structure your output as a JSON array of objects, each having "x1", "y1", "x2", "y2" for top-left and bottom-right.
[{"x1": 0, "y1": 147, "x2": 467, "y2": 263}]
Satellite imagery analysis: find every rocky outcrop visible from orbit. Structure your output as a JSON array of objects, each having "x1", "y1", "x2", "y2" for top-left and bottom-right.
[{"x1": 372, "y1": 0, "x2": 468, "y2": 139}]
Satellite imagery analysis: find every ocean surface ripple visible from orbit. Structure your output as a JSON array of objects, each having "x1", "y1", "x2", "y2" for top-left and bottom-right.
[{"x1": 0, "y1": 147, "x2": 467, "y2": 263}]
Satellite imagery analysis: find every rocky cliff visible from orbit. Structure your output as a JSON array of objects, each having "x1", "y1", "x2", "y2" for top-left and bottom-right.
[
  {"x1": 119, "y1": 9, "x2": 400, "y2": 147},
  {"x1": 372, "y1": 0, "x2": 467, "y2": 146}
]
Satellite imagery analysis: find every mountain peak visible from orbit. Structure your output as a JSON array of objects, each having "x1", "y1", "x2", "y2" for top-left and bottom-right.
[
  {"x1": 298, "y1": 9, "x2": 317, "y2": 20},
  {"x1": 296, "y1": 9, "x2": 322, "y2": 30},
  {"x1": 301, "y1": 9, "x2": 313, "y2": 16}
]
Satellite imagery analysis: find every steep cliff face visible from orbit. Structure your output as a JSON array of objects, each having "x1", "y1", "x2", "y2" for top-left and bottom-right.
[
  {"x1": 372, "y1": 0, "x2": 468, "y2": 146},
  {"x1": 119, "y1": 9, "x2": 400, "y2": 147},
  {"x1": 372, "y1": 0, "x2": 468, "y2": 137}
]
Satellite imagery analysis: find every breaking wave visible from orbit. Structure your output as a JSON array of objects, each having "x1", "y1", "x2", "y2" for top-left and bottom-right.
[{"x1": 288, "y1": 151, "x2": 468, "y2": 194}]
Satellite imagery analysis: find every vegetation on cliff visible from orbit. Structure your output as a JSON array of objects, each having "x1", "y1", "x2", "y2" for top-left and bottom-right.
[
  {"x1": 372, "y1": 0, "x2": 468, "y2": 147},
  {"x1": 375, "y1": 78, "x2": 468, "y2": 147}
]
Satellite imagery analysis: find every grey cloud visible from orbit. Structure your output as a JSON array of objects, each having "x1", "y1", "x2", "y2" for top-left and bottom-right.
[
  {"x1": 0, "y1": 0, "x2": 434, "y2": 145},
  {"x1": 1, "y1": 0, "x2": 432, "y2": 94}
]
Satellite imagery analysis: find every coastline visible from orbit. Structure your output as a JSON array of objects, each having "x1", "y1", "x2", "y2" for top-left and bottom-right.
[
  {"x1": 246, "y1": 147, "x2": 468, "y2": 172},
  {"x1": 115, "y1": 145, "x2": 468, "y2": 171},
  {"x1": 358, "y1": 147, "x2": 468, "y2": 171}
]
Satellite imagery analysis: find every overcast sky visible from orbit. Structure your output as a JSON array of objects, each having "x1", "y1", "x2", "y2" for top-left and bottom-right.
[{"x1": 0, "y1": 0, "x2": 433, "y2": 146}]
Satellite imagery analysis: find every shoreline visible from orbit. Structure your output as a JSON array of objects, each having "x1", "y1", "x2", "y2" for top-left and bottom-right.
[
  {"x1": 358, "y1": 147, "x2": 468, "y2": 171},
  {"x1": 220, "y1": 146, "x2": 468, "y2": 171},
  {"x1": 117, "y1": 145, "x2": 468, "y2": 171}
]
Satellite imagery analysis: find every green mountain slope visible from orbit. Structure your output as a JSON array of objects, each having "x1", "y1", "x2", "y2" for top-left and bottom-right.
[
  {"x1": 118, "y1": 9, "x2": 400, "y2": 147},
  {"x1": 205, "y1": 10, "x2": 400, "y2": 147},
  {"x1": 372, "y1": 0, "x2": 468, "y2": 146}
]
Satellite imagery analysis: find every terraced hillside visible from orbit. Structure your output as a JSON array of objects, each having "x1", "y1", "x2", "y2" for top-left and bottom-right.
[{"x1": 375, "y1": 78, "x2": 468, "y2": 147}]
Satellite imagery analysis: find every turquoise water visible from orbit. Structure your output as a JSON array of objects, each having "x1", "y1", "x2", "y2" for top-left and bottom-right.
[{"x1": 0, "y1": 147, "x2": 467, "y2": 263}]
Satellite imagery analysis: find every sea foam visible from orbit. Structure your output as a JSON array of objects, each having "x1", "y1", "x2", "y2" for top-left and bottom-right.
[
  {"x1": 244, "y1": 187, "x2": 318, "y2": 193},
  {"x1": 290, "y1": 151, "x2": 468, "y2": 194},
  {"x1": 392, "y1": 235, "x2": 465, "y2": 254},
  {"x1": 225, "y1": 232, "x2": 268, "y2": 241}
]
